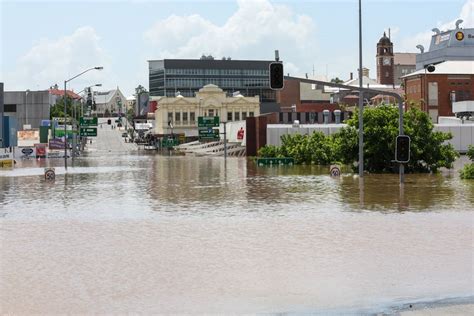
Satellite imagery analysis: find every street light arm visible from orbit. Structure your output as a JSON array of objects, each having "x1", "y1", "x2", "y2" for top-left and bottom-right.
[
  {"x1": 284, "y1": 76, "x2": 403, "y2": 103},
  {"x1": 66, "y1": 67, "x2": 103, "y2": 83}
]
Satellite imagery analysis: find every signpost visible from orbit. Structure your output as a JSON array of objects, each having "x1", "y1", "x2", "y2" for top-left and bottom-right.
[
  {"x1": 80, "y1": 127, "x2": 97, "y2": 137},
  {"x1": 79, "y1": 117, "x2": 98, "y2": 126},
  {"x1": 198, "y1": 116, "x2": 220, "y2": 141}
]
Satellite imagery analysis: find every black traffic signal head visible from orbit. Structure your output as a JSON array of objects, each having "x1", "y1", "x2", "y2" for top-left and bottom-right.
[
  {"x1": 395, "y1": 135, "x2": 411, "y2": 163},
  {"x1": 269, "y1": 62, "x2": 284, "y2": 90}
]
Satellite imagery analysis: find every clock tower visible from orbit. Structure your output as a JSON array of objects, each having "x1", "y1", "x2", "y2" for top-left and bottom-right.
[{"x1": 376, "y1": 32, "x2": 394, "y2": 85}]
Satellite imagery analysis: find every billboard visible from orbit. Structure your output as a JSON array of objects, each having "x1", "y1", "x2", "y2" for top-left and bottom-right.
[
  {"x1": 17, "y1": 130, "x2": 39, "y2": 147},
  {"x1": 15, "y1": 146, "x2": 36, "y2": 159},
  {"x1": 35, "y1": 143, "x2": 47, "y2": 158},
  {"x1": 49, "y1": 138, "x2": 65, "y2": 150}
]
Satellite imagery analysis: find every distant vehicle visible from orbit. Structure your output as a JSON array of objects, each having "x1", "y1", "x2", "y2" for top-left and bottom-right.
[
  {"x1": 117, "y1": 123, "x2": 122, "y2": 127},
  {"x1": 115, "y1": 119, "x2": 120, "y2": 123},
  {"x1": 122, "y1": 132, "x2": 128, "y2": 137}
]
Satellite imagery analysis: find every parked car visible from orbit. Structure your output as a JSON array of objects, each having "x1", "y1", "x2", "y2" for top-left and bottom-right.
[{"x1": 122, "y1": 132, "x2": 128, "y2": 137}]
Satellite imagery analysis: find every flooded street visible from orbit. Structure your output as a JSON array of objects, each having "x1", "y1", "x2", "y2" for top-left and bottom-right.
[{"x1": 1, "y1": 153, "x2": 473, "y2": 314}]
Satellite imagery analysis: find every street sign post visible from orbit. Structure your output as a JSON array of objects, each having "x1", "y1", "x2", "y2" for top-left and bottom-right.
[
  {"x1": 79, "y1": 117, "x2": 98, "y2": 126},
  {"x1": 199, "y1": 128, "x2": 220, "y2": 140},
  {"x1": 198, "y1": 116, "x2": 220, "y2": 127},
  {"x1": 80, "y1": 127, "x2": 97, "y2": 137},
  {"x1": 198, "y1": 116, "x2": 220, "y2": 141}
]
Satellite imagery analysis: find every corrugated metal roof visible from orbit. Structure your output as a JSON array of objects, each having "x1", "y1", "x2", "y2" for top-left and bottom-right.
[{"x1": 402, "y1": 60, "x2": 474, "y2": 78}]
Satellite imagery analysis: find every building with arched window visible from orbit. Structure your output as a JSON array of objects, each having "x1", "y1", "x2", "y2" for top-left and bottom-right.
[{"x1": 154, "y1": 84, "x2": 259, "y2": 136}]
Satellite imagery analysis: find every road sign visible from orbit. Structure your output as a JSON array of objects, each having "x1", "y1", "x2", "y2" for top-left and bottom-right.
[
  {"x1": 198, "y1": 128, "x2": 220, "y2": 140},
  {"x1": 80, "y1": 127, "x2": 97, "y2": 137},
  {"x1": 198, "y1": 116, "x2": 220, "y2": 128},
  {"x1": 44, "y1": 168, "x2": 55, "y2": 181},
  {"x1": 257, "y1": 157, "x2": 294, "y2": 166},
  {"x1": 80, "y1": 117, "x2": 98, "y2": 126},
  {"x1": 330, "y1": 165, "x2": 341, "y2": 176}
]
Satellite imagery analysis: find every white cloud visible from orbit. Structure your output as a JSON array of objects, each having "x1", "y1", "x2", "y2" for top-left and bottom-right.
[
  {"x1": 143, "y1": 0, "x2": 316, "y2": 76},
  {"x1": 399, "y1": 0, "x2": 473, "y2": 52},
  {"x1": 6, "y1": 26, "x2": 111, "y2": 92}
]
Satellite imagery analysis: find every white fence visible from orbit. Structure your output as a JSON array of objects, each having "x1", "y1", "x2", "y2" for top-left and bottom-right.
[{"x1": 266, "y1": 123, "x2": 473, "y2": 153}]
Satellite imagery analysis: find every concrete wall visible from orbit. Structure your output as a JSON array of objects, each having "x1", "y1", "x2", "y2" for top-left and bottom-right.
[
  {"x1": 266, "y1": 122, "x2": 473, "y2": 153},
  {"x1": 267, "y1": 124, "x2": 345, "y2": 146},
  {"x1": 4, "y1": 90, "x2": 50, "y2": 129},
  {"x1": 435, "y1": 124, "x2": 474, "y2": 153}
]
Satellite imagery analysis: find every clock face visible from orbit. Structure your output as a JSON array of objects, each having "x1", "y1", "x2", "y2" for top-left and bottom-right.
[{"x1": 383, "y1": 57, "x2": 391, "y2": 66}]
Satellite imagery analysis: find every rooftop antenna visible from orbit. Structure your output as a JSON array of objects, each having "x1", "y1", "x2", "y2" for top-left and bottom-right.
[
  {"x1": 388, "y1": 28, "x2": 391, "y2": 40},
  {"x1": 274, "y1": 50, "x2": 279, "y2": 62}
]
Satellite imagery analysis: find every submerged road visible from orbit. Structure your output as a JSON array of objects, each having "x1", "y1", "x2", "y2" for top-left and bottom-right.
[{"x1": 85, "y1": 117, "x2": 137, "y2": 154}]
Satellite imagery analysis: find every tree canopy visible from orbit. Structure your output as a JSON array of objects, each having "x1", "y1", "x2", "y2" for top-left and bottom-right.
[{"x1": 258, "y1": 106, "x2": 459, "y2": 173}]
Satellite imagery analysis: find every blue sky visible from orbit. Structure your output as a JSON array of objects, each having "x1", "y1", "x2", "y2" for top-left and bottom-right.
[{"x1": 1, "y1": 0, "x2": 472, "y2": 96}]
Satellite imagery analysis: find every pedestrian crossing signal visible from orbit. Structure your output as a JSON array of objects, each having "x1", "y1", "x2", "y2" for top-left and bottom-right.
[
  {"x1": 395, "y1": 135, "x2": 410, "y2": 163},
  {"x1": 269, "y1": 62, "x2": 284, "y2": 90}
]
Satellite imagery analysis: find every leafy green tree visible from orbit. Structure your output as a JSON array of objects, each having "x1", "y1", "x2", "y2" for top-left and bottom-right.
[
  {"x1": 50, "y1": 98, "x2": 75, "y2": 119},
  {"x1": 339, "y1": 105, "x2": 458, "y2": 173},
  {"x1": 259, "y1": 132, "x2": 336, "y2": 165},
  {"x1": 460, "y1": 145, "x2": 474, "y2": 179},
  {"x1": 330, "y1": 77, "x2": 344, "y2": 84}
]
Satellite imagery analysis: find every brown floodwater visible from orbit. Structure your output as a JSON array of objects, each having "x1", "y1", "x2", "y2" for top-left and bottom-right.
[{"x1": 1, "y1": 154, "x2": 473, "y2": 314}]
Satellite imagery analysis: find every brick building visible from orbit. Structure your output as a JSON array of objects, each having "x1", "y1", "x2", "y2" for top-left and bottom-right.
[{"x1": 403, "y1": 60, "x2": 473, "y2": 122}]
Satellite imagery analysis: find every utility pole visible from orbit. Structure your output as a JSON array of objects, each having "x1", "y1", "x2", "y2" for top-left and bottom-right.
[{"x1": 358, "y1": 0, "x2": 364, "y2": 178}]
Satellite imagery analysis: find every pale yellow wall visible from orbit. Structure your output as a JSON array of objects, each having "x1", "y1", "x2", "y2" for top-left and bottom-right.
[{"x1": 154, "y1": 85, "x2": 260, "y2": 136}]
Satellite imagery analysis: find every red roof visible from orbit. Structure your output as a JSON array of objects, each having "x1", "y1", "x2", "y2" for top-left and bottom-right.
[{"x1": 49, "y1": 89, "x2": 82, "y2": 100}]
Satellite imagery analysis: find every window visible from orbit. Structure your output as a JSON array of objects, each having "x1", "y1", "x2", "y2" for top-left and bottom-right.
[
  {"x1": 234, "y1": 112, "x2": 240, "y2": 121},
  {"x1": 227, "y1": 112, "x2": 233, "y2": 121},
  {"x1": 242, "y1": 112, "x2": 247, "y2": 120},
  {"x1": 428, "y1": 82, "x2": 438, "y2": 106},
  {"x1": 175, "y1": 112, "x2": 180, "y2": 124},
  {"x1": 183, "y1": 112, "x2": 188, "y2": 124},
  {"x1": 249, "y1": 112, "x2": 254, "y2": 117},
  {"x1": 190, "y1": 112, "x2": 195, "y2": 124},
  {"x1": 167, "y1": 112, "x2": 173, "y2": 123},
  {"x1": 208, "y1": 109, "x2": 214, "y2": 117}
]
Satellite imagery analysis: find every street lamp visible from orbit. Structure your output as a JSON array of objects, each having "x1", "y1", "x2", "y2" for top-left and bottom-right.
[
  {"x1": 64, "y1": 66, "x2": 103, "y2": 170},
  {"x1": 25, "y1": 89, "x2": 30, "y2": 128},
  {"x1": 77, "y1": 84, "x2": 102, "y2": 118},
  {"x1": 358, "y1": 0, "x2": 364, "y2": 178}
]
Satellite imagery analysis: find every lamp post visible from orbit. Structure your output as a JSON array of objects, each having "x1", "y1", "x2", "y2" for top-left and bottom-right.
[
  {"x1": 25, "y1": 89, "x2": 30, "y2": 128},
  {"x1": 64, "y1": 66, "x2": 103, "y2": 170},
  {"x1": 77, "y1": 84, "x2": 102, "y2": 119},
  {"x1": 358, "y1": 0, "x2": 364, "y2": 178}
]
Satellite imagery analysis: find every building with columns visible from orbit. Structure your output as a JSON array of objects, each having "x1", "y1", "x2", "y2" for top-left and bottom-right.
[{"x1": 154, "y1": 84, "x2": 260, "y2": 136}]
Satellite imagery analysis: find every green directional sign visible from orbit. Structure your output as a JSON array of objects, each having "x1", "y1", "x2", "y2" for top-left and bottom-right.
[
  {"x1": 80, "y1": 127, "x2": 97, "y2": 137},
  {"x1": 198, "y1": 128, "x2": 220, "y2": 140},
  {"x1": 80, "y1": 117, "x2": 98, "y2": 127},
  {"x1": 198, "y1": 116, "x2": 220, "y2": 127}
]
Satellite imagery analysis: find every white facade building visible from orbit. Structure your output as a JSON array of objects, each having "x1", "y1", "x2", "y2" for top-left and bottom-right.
[
  {"x1": 93, "y1": 88, "x2": 127, "y2": 115},
  {"x1": 154, "y1": 84, "x2": 260, "y2": 136}
]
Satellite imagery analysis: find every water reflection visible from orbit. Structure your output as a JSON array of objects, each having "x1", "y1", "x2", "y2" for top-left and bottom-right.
[{"x1": 1, "y1": 156, "x2": 472, "y2": 217}]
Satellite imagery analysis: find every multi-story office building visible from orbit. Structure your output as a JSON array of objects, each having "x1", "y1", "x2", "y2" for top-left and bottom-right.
[{"x1": 148, "y1": 57, "x2": 276, "y2": 104}]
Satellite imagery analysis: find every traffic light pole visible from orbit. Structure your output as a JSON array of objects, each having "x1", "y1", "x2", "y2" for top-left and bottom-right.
[{"x1": 283, "y1": 76, "x2": 406, "y2": 184}]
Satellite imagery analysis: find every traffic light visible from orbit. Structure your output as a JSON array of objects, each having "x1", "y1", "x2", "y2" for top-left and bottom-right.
[
  {"x1": 269, "y1": 62, "x2": 284, "y2": 90},
  {"x1": 395, "y1": 135, "x2": 411, "y2": 163}
]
